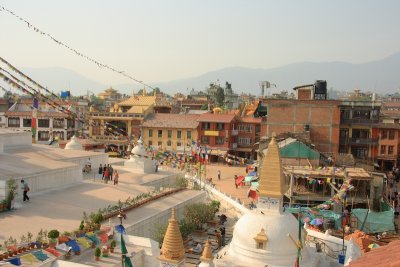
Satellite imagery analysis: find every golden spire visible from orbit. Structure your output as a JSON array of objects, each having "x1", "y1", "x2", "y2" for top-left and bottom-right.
[
  {"x1": 158, "y1": 208, "x2": 185, "y2": 263},
  {"x1": 258, "y1": 133, "x2": 285, "y2": 199},
  {"x1": 200, "y1": 239, "x2": 214, "y2": 263}
]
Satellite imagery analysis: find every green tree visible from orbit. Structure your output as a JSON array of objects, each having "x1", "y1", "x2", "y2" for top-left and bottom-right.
[
  {"x1": 215, "y1": 86, "x2": 225, "y2": 107},
  {"x1": 183, "y1": 203, "x2": 215, "y2": 230}
]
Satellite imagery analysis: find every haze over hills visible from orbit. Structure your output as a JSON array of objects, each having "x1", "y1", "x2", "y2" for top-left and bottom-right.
[{"x1": 18, "y1": 52, "x2": 400, "y2": 96}]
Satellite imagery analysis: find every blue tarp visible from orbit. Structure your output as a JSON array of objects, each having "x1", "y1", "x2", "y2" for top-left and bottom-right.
[
  {"x1": 66, "y1": 239, "x2": 81, "y2": 252},
  {"x1": 249, "y1": 171, "x2": 257, "y2": 176},
  {"x1": 286, "y1": 208, "x2": 342, "y2": 229},
  {"x1": 7, "y1": 258, "x2": 21, "y2": 266},
  {"x1": 32, "y1": 250, "x2": 49, "y2": 261}
]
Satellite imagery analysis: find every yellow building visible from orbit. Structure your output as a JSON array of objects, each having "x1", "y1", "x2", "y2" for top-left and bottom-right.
[
  {"x1": 88, "y1": 92, "x2": 156, "y2": 150},
  {"x1": 97, "y1": 87, "x2": 121, "y2": 101},
  {"x1": 141, "y1": 113, "x2": 199, "y2": 153}
]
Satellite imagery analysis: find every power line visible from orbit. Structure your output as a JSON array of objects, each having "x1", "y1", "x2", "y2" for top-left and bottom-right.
[{"x1": 0, "y1": 5, "x2": 154, "y2": 90}]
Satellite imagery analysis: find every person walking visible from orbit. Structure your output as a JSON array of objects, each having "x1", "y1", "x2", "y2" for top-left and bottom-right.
[
  {"x1": 98, "y1": 164, "x2": 103, "y2": 180},
  {"x1": 234, "y1": 175, "x2": 238, "y2": 189},
  {"x1": 218, "y1": 170, "x2": 221, "y2": 181},
  {"x1": 220, "y1": 227, "x2": 226, "y2": 246},
  {"x1": 21, "y1": 179, "x2": 30, "y2": 202},
  {"x1": 102, "y1": 164, "x2": 107, "y2": 179},
  {"x1": 109, "y1": 165, "x2": 113, "y2": 181},
  {"x1": 113, "y1": 170, "x2": 119, "y2": 185},
  {"x1": 104, "y1": 168, "x2": 109, "y2": 184},
  {"x1": 214, "y1": 230, "x2": 222, "y2": 249}
]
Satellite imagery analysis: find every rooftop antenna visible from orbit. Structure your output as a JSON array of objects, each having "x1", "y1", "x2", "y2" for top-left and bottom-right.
[{"x1": 259, "y1": 81, "x2": 270, "y2": 98}]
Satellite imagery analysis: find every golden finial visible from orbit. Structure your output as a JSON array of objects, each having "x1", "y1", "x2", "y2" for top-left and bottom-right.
[
  {"x1": 258, "y1": 131, "x2": 285, "y2": 199},
  {"x1": 200, "y1": 239, "x2": 214, "y2": 262},
  {"x1": 143, "y1": 87, "x2": 146, "y2": 96}
]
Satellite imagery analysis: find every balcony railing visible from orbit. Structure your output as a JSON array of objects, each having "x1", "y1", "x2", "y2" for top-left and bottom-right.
[
  {"x1": 230, "y1": 143, "x2": 238, "y2": 149},
  {"x1": 231, "y1": 129, "x2": 238, "y2": 136},
  {"x1": 89, "y1": 112, "x2": 144, "y2": 118},
  {"x1": 348, "y1": 137, "x2": 378, "y2": 145},
  {"x1": 340, "y1": 118, "x2": 379, "y2": 125}
]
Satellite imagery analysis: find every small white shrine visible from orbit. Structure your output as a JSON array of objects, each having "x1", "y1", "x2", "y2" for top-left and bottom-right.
[{"x1": 125, "y1": 136, "x2": 155, "y2": 173}]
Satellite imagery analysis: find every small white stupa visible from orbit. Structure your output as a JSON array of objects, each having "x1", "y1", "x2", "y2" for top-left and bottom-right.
[
  {"x1": 65, "y1": 135, "x2": 83, "y2": 150},
  {"x1": 125, "y1": 136, "x2": 155, "y2": 173}
]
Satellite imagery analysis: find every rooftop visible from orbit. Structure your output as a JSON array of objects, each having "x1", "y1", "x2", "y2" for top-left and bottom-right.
[
  {"x1": 348, "y1": 240, "x2": 400, "y2": 267},
  {"x1": 118, "y1": 95, "x2": 156, "y2": 107},
  {"x1": 197, "y1": 113, "x2": 236, "y2": 123},
  {"x1": 142, "y1": 113, "x2": 200, "y2": 129}
]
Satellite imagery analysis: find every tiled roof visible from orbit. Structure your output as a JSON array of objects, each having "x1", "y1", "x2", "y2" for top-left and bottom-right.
[
  {"x1": 118, "y1": 95, "x2": 156, "y2": 107},
  {"x1": 142, "y1": 113, "x2": 199, "y2": 129},
  {"x1": 5, "y1": 111, "x2": 68, "y2": 118},
  {"x1": 348, "y1": 240, "x2": 400, "y2": 267},
  {"x1": 197, "y1": 113, "x2": 236, "y2": 123},
  {"x1": 127, "y1": 106, "x2": 148, "y2": 114},
  {"x1": 240, "y1": 116, "x2": 262, "y2": 123}
]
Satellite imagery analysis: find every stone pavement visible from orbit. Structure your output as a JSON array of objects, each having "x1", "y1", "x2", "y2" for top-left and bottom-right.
[
  {"x1": 0, "y1": 166, "x2": 197, "y2": 242},
  {"x1": 200, "y1": 163, "x2": 252, "y2": 207}
]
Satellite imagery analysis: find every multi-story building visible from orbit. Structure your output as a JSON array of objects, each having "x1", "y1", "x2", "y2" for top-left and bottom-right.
[
  {"x1": 236, "y1": 116, "x2": 263, "y2": 160},
  {"x1": 263, "y1": 99, "x2": 341, "y2": 156},
  {"x1": 5, "y1": 100, "x2": 75, "y2": 143},
  {"x1": 197, "y1": 113, "x2": 238, "y2": 162},
  {"x1": 141, "y1": 113, "x2": 199, "y2": 153},
  {"x1": 88, "y1": 93, "x2": 156, "y2": 151},
  {"x1": 339, "y1": 100, "x2": 381, "y2": 160},
  {"x1": 375, "y1": 100, "x2": 400, "y2": 170}
]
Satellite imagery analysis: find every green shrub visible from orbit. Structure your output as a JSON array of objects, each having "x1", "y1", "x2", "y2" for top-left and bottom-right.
[
  {"x1": 110, "y1": 240, "x2": 116, "y2": 248},
  {"x1": 95, "y1": 247, "x2": 101, "y2": 257},
  {"x1": 47, "y1": 230, "x2": 60, "y2": 239},
  {"x1": 179, "y1": 219, "x2": 195, "y2": 240},
  {"x1": 183, "y1": 203, "x2": 215, "y2": 230},
  {"x1": 154, "y1": 223, "x2": 168, "y2": 246}
]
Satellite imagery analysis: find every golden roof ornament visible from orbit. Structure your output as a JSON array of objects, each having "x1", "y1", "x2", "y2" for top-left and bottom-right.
[
  {"x1": 200, "y1": 239, "x2": 214, "y2": 263},
  {"x1": 158, "y1": 208, "x2": 185, "y2": 263},
  {"x1": 258, "y1": 132, "x2": 285, "y2": 199},
  {"x1": 143, "y1": 87, "x2": 146, "y2": 96},
  {"x1": 253, "y1": 228, "x2": 268, "y2": 243}
]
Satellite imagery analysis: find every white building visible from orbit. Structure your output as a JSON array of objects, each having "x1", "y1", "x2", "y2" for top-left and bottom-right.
[{"x1": 5, "y1": 100, "x2": 76, "y2": 143}]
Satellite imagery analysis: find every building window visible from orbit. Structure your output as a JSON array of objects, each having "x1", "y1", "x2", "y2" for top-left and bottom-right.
[
  {"x1": 216, "y1": 123, "x2": 225, "y2": 131},
  {"x1": 38, "y1": 119, "x2": 50, "y2": 128},
  {"x1": 201, "y1": 136, "x2": 210, "y2": 144},
  {"x1": 168, "y1": 130, "x2": 172, "y2": 138},
  {"x1": 238, "y1": 124, "x2": 253, "y2": 132},
  {"x1": 389, "y1": 130, "x2": 395, "y2": 140},
  {"x1": 38, "y1": 131, "x2": 50, "y2": 141},
  {"x1": 215, "y1": 136, "x2": 225, "y2": 145},
  {"x1": 239, "y1": 137, "x2": 252, "y2": 146},
  {"x1": 158, "y1": 129, "x2": 162, "y2": 138},
  {"x1": 177, "y1": 130, "x2": 182, "y2": 139},
  {"x1": 202, "y1": 122, "x2": 211, "y2": 130},
  {"x1": 149, "y1": 129, "x2": 153, "y2": 137},
  {"x1": 187, "y1": 131, "x2": 192, "y2": 139},
  {"x1": 67, "y1": 119, "x2": 75, "y2": 129},
  {"x1": 23, "y1": 118, "x2": 32, "y2": 127},
  {"x1": 388, "y1": 146, "x2": 394, "y2": 154},
  {"x1": 177, "y1": 141, "x2": 182, "y2": 147},
  {"x1": 158, "y1": 141, "x2": 162, "y2": 148},
  {"x1": 8, "y1": 117, "x2": 20, "y2": 127},
  {"x1": 167, "y1": 140, "x2": 172, "y2": 147},
  {"x1": 381, "y1": 130, "x2": 387, "y2": 139},
  {"x1": 53, "y1": 119, "x2": 64, "y2": 128},
  {"x1": 148, "y1": 140, "x2": 152, "y2": 146},
  {"x1": 380, "y1": 145, "x2": 386, "y2": 155}
]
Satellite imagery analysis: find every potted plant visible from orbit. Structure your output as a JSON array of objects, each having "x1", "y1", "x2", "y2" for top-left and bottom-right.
[
  {"x1": 58, "y1": 231, "x2": 70, "y2": 244},
  {"x1": 42, "y1": 230, "x2": 49, "y2": 249},
  {"x1": 20, "y1": 235, "x2": 27, "y2": 252},
  {"x1": 110, "y1": 240, "x2": 116, "y2": 253},
  {"x1": 27, "y1": 232, "x2": 35, "y2": 249},
  {"x1": 95, "y1": 247, "x2": 101, "y2": 261},
  {"x1": 89, "y1": 212, "x2": 104, "y2": 231},
  {"x1": 2, "y1": 251, "x2": 9, "y2": 260},
  {"x1": 35, "y1": 229, "x2": 43, "y2": 249},
  {"x1": 78, "y1": 220, "x2": 85, "y2": 236},
  {"x1": 47, "y1": 230, "x2": 59, "y2": 247},
  {"x1": 5, "y1": 179, "x2": 17, "y2": 210}
]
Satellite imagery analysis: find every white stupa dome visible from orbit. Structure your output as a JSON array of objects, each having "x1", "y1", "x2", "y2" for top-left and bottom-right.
[
  {"x1": 229, "y1": 211, "x2": 301, "y2": 266},
  {"x1": 65, "y1": 135, "x2": 83, "y2": 150},
  {"x1": 131, "y1": 136, "x2": 146, "y2": 157}
]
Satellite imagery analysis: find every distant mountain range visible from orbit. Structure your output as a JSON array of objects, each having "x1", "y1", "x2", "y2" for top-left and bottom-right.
[{"x1": 21, "y1": 52, "x2": 400, "y2": 96}]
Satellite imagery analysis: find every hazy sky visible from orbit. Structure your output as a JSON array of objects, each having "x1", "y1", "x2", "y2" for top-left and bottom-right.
[{"x1": 1, "y1": 0, "x2": 399, "y2": 88}]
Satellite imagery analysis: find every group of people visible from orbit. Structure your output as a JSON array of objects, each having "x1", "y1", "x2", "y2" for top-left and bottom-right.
[{"x1": 98, "y1": 164, "x2": 119, "y2": 185}]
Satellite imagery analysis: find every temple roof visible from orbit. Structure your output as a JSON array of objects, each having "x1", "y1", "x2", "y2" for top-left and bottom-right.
[
  {"x1": 258, "y1": 134, "x2": 285, "y2": 199},
  {"x1": 200, "y1": 239, "x2": 214, "y2": 263}
]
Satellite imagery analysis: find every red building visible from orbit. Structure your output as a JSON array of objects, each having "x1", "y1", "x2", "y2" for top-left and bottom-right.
[
  {"x1": 197, "y1": 113, "x2": 238, "y2": 162},
  {"x1": 236, "y1": 116, "x2": 265, "y2": 160}
]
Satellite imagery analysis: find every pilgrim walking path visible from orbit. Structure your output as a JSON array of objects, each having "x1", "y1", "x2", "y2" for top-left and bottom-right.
[{"x1": 0, "y1": 160, "x2": 251, "y2": 266}]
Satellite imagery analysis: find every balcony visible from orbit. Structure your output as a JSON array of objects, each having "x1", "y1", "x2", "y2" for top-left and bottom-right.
[
  {"x1": 348, "y1": 137, "x2": 378, "y2": 146},
  {"x1": 230, "y1": 143, "x2": 238, "y2": 149},
  {"x1": 377, "y1": 154, "x2": 397, "y2": 160},
  {"x1": 231, "y1": 129, "x2": 238, "y2": 136},
  {"x1": 340, "y1": 118, "x2": 379, "y2": 125}
]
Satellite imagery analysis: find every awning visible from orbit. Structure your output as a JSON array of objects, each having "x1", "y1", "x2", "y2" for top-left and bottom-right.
[
  {"x1": 235, "y1": 147, "x2": 253, "y2": 152},
  {"x1": 210, "y1": 149, "x2": 227, "y2": 155}
]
